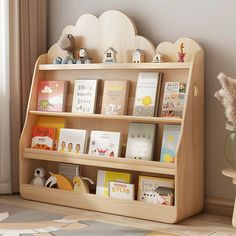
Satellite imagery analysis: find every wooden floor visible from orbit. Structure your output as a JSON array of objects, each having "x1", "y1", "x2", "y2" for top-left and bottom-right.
[{"x1": 0, "y1": 195, "x2": 235, "y2": 235}]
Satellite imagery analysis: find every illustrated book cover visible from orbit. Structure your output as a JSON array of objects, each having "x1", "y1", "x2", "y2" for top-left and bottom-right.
[
  {"x1": 31, "y1": 126, "x2": 57, "y2": 150},
  {"x1": 138, "y1": 175, "x2": 174, "y2": 205},
  {"x1": 109, "y1": 181, "x2": 135, "y2": 200},
  {"x1": 72, "y1": 79, "x2": 98, "y2": 113},
  {"x1": 160, "y1": 124, "x2": 181, "y2": 163},
  {"x1": 58, "y1": 128, "x2": 88, "y2": 154},
  {"x1": 96, "y1": 170, "x2": 131, "y2": 197},
  {"x1": 161, "y1": 81, "x2": 186, "y2": 117},
  {"x1": 37, "y1": 80, "x2": 68, "y2": 112},
  {"x1": 37, "y1": 116, "x2": 66, "y2": 150},
  {"x1": 88, "y1": 131, "x2": 121, "y2": 157},
  {"x1": 133, "y1": 72, "x2": 162, "y2": 117},
  {"x1": 125, "y1": 123, "x2": 156, "y2": 161},
  {"x1": 101, "y1": 80, "x2": 130, "y2": 115}
]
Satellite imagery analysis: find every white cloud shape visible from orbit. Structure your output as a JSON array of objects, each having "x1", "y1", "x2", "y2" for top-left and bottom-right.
[{"x1": 41, "y1": 86, "x2": 52, "y2": 94}]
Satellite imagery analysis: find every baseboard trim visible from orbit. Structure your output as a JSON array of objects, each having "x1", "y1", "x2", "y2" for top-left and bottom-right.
[{"x1": 204, "y1": 197, "x2": 234, "y2": 216}]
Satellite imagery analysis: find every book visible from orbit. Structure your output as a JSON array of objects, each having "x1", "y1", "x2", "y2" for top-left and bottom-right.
[
  {"x1": 58, "y1": 163, "x2": 80, "y2": 181},
  {"x1": 125, "y1": 123, "x2": 156, "y2": 161},
  {"x1": 133, "y1": 72, "x2": 162, "y2": 117},
  {"x1": 161, "y1": 81, "x2": 186, "y2": 117},
  {"x1": 37, "y1": 80, "x2": 68, "y2": 112},
  {"x1": 109, "y1": 181, "x2": 135, "y2": 200},
  {"x1": 72, "y1": 79, "x2": 98, "y2": 113},
  {"x1": 31, "y1": 126, "x2": 56, "y2": 150},
  {"x1": 37, "y1": 116, "x2": 66, "y2": 150},
  {"x1": 101, "y1": 80, "x2": 130, "y2": 115},
  {"x1": 96, "y1": 170, "x2": 131, "y2": 197},
  {"x1": 160, "y1": 124, "x2": 181, "y2": 163},
  {"x1": 58, "y1": 128, "x2": 88, "y2": 154},
  {"x1": 138, "y1": 175, "x2": 174, "y2": 205},
  {"x1": 88, "y1": 131, "x2": 121, "y2": 157}
]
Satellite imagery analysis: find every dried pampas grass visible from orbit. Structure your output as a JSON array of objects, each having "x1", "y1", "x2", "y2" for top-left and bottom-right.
[{"x1": 215, "y1": 73, "x2": 236, "y2": 127}]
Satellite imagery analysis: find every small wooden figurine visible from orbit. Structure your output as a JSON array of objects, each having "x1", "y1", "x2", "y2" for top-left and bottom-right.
[
  {"x1": 178, "y1": 43, "x2": 186, "y2": 62},
  {"x1": 132, "y1": 49, "x2": 144, "y2": 63},
  {"x1": 31, "y1": 167, "x2": 46, "y2": 186},
  {"x1": 152, "y1": 52, "x2": 164, "y2": 63},
  {"x1": 76, "y1": 48, "x2": 92, "y2": 64},
  {"x1": 103, "y1": 47, "x2": 117, "y2": 63},
  {"x1": 73, "y1": 176, "x2": 94, "y2": 193},
  {"x1": 53, "y1": 34, "x2": 76, "y2": 64},
  {"x1": 45, "y1": 172, "x2": 73, "y2": 191}
]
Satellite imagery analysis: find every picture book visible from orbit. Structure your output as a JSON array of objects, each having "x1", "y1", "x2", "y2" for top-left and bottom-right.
[
  {"x1": 72, "y1": 79, "x2": 98, "y2": 113},
  {"x1": 58, "y1": 163, "x2": 80, "y2": 181},
  {"x1": 125, "y1": 123, "x2": 156, "y2": 161},
  {"x1": 96, "y1": 170, "x2": 131, "y2": 197},
  {"x1": 161, "y1": 81, "x2": 186, "y2": 117},
  {"x1": 37, "y1": 116, "x2": 66, "y2": 150},
  {"x1": 88, "y1": 131, "x2": 121, "y2": 157},
  {"x1": 109, "y1": 181, "x2": 135, "y2": 200},
  {"x1": 160, "y1": 124, "x2": 181, "y2": 163},
  {"x1": 31, "y1": 126, "x2": 56, "y2": 150},
  {"x1": 101, "y1": 80, "x2": 130, "y2": 115},
  {"x1": 138, "y1": 175, "x2": 174, "y2": 205},
  {"x1": 58, "y1": 128, "x2": 88, "y2": 154},
  {"x1": 37, "y1": 80, "x2": 68, "y2": 112},
  {"x1": 133, "y1": 72, "x2": 162, "y2": 117}
]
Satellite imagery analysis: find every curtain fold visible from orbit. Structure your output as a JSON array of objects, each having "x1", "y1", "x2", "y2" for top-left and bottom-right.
[{"x1": 9, "y1": 0, "x2": 47, "y2": 192}]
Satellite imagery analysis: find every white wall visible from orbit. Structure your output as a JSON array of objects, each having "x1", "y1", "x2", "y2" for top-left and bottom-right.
[{"x1": 47, "y1": 0, "x2": 236, "y2": 201}]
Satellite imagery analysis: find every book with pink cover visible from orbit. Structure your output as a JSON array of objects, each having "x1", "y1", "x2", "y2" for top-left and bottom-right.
[{"x1": 37, "y1": 80, "x2": 68, "y2": 112}]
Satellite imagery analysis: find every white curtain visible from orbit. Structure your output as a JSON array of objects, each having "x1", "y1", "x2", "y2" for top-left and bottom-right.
[{"x1": 0, "y1": 0, "x2": 12, "y2": 194}]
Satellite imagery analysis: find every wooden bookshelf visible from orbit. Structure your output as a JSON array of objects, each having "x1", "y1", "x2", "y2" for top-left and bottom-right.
[{"x1": 19, "y1": 10, "x2": 204, "y2": 223}]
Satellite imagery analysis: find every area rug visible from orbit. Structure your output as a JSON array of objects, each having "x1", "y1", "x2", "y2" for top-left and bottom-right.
[{"x1": 0, "y1": 203, "x2": 176, "y2": 236}]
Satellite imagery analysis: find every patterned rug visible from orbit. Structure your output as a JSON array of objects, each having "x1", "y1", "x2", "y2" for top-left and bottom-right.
[{"x1": 0, "y1": 203, "x2": 176, "y2": 236}]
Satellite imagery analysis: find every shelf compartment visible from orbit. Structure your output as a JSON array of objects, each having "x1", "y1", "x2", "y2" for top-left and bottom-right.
[
  {"x1": 39, "y1": 62, "x2": 191, "y2": 71},
  {"x1": 29, "y1": 111, "x2": 182, "y2": 125},
  {"x1": 23, "y1": 148, "x2": 176, "y2": 175},
  {"x1": 20, "y1": 184, "x2": 177, "y2": 223}
]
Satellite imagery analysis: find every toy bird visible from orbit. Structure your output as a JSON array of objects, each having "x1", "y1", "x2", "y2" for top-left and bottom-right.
[
  {"x1": 31, "y1": 167, "x2": 46, "y2": 186},
  {"x1": 45, "y1": 172, "x2": 73, "y2": 191},
  {"x1": 73, "y1": 176, "x2": 94, "y2": 193}
]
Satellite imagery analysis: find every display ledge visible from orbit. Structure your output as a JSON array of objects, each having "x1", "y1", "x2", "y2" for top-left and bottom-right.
[
  {"x1": 29, "y1": 111, "x2": 182, "y2": 125},
  {"x1": 20, "y1": 184, "x2": 177, "y2": 223},
  {"x1": 38, "y1": 62, "x2": 191, "y2": 71},
  {"x1": 23, "y1": 148, "x2": 176, "y2": 175}
]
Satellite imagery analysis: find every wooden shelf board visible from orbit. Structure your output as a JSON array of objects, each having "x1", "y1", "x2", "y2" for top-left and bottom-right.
[
  {"x1": 23, "y1": 148, "x2": 176, "y2": 175},
  {"x1": 20, "y1": 184, "x2": 177, "y2": 223},
  {"x1": 39, "y1": 62, "x2": 191, "y2": 71},
  {"x1": 29, "y1": 111, "x2": 182, "y2": 124}
]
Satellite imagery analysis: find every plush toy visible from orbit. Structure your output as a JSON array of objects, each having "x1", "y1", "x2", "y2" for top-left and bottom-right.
[{"x1": 31, "y1": 167, "x2": 46, "y2": 186}]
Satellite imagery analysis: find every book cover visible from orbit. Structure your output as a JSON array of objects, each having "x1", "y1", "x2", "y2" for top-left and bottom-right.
[
  {"x1": 101, "y1": 80, "x2": 130, "y2": 115},
  {"x1": 133, "y1": 72, "x2": 161, "y2": 117},
  {"x1": 160, "y1": 125, "x2": 181, "y2": 163},
  {"x1": 96, "y1": 170, "x2": 131, "y2": 197},
  {"x1": 161, "y1": 81, "x2": 186, "y2": 117},
  {"x1": 109, "y1": 181, "x2": 135, "y2": 200},
  {"x1": 137, "y1": 175, "x2": 174, "y2": 205},
  {"x1": 88, "y1": 131, "x2": 121, "y2": 157},
  {"x1": 125, "y1": 123, "x2": 156, "y2": 161},
  {"x1": 58, "y1": 128, "x2": 88, "y2": 154},
  {"x1": 37, "y1": 116, "x2": 66, "y2": 150},
  {"x1": 58, "y1": 163, "x2": 80, "y2": 181},
  {"x1": 72, "y1": 79, "x2": 98, "y2": 113},
  {"x1": 37, "y1": 80, "x2": 68, "y2": 112},
  {"x1": 31, "y1": 126, "x2": 56, "y2": 150}
]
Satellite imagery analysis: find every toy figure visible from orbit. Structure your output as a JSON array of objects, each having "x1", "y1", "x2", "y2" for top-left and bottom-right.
[
  {"x1": 31, "y1": 167, "x2": 46, "y2": 186},
  {"x1": 133, "y1": 49, "x2": 144, "y2": 63},
  {"x1": 76, "y1": 48, "x2": 92, "y2": 64},
  {"x1": 152, "y1": 52, "x2": 164, "y2": 63},
  {"x1": 45, "y1": 172, "x2": 73, "y2": 190},
  {"x1": 73, "y1": 176, "x2": 94, "y2": 193},
  {"x1": 178, "y1": 43, "x2": 186, "y2": 62}
]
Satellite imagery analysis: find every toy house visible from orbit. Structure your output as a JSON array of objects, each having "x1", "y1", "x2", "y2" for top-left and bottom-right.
[
  {"x1": 103, "y1": 47, "x2": 117, "y2": 63},
  {"x1": 132, "y1": 49, "x2": 144, "y2": 63},
  {"x1": 152, "y1": 52, "x2": 164, "y2": 63}
]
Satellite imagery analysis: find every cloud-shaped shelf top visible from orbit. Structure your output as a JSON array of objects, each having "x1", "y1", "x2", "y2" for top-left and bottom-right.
[{"x1": 47, "y1": 10, "x2": 203, "y2": 63}]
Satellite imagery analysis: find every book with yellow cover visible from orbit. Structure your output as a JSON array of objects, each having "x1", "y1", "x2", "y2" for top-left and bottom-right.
[
  {"x1": 96, "y1": 170, "x2": 131, "y2": 197},
  {"x1": 37, "y1": 116, "x2": 66, "y2": 150}
]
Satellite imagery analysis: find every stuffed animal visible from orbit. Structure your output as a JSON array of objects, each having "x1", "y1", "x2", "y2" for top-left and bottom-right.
[{"x1": 31, "y1": 168, "x2": 46, "y2": 186}]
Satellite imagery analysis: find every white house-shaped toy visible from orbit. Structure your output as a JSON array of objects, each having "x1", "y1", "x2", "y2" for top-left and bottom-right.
[
  {"x1": 152, "y1": 52, "x2": 164, "y2": 63},
  {"x1": 103, "y1": 47, "x2": 117, "y2": 63},
  {"x1": 132, "y1": 49, "x2": 144, "y2": 63}
]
